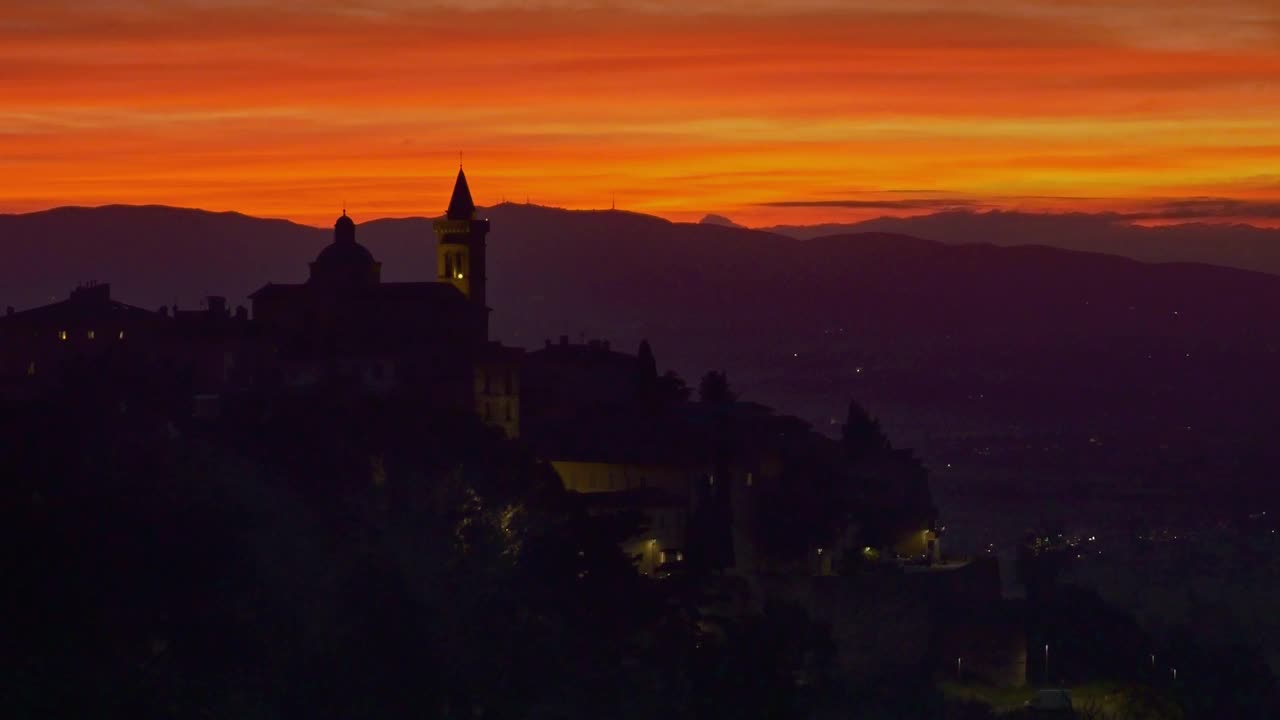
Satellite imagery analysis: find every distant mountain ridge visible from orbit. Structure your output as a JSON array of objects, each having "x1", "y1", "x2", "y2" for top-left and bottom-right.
[
  {"x1": 762, "y1": 210, "x2": 1280, "y2": 276},
  {"x1": 5, "y1": 202, "x2": 1280, "y2": 502},
  {"x1": 8, "y1": 204, "x2": 1279, "y2": 314}
]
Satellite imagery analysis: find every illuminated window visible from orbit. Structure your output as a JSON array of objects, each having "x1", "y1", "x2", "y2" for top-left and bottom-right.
[
  {"x1": 58, "y1": 330, "x2": 67, "y2": 340},
  {"x1": 118, "y1": 330, "x2": 125, "y2": 340},
  {"x1": 746, "y1": 472, "x2": 754, "y2": 487},
  {"x1": 27, "y1": 361, "x2": 36, "y2": 376},
  {"x1": 87, "y1": 330, "x2": 95, "y2": 340}
]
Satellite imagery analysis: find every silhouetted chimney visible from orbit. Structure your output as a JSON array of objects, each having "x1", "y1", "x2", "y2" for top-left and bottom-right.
[
  {"x1": 544, "y1": 339, "x2": 552, "y2": 349},
  {"x1": 207, "y1": 295, "x2": 227, "y2": 316},
  {"x1": 234, "y1": 305, "x2": 248, "y2": 322},
  {"x1": 5, "y1": 306, "x2": 13, "y2": 316},
  {"x1": 559, "y1": 335, "x2": 569, "y2": 346}
]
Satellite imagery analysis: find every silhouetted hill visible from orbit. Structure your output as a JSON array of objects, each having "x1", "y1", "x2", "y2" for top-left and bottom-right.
[
  {"x1": 0, "y1": 205, "x2": 327, "y2": 310},
  {"x1": 6, "y1": 203, "x2": 1280, "y2": 509},
  {"x1": 700, "y1": 213, "x2": 746, "y2": 228},
  {"x1": 764, "y1": 211, "x2": 1280, "y2": 275}
]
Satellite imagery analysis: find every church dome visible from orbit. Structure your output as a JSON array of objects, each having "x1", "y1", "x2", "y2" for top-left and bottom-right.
[
  {"x1": 308, "y1": 211, "x2": 381, "y2": 286},
  {"x1": 314, "y1": 238, "x2": 375, "y2": 267}
]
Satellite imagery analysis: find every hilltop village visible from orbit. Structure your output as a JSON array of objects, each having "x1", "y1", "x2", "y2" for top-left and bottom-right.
[
  {"x1": 1, "y1": 169, "x2": 939, "y2": 577},
  {"x1": 9, "y1": 170, "x2": 1205, "y2": 719}
]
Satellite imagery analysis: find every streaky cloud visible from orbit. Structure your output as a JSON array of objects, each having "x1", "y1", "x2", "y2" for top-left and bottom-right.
[{"x1": 757, "y1": 198, "x2": 986, "y2": 210}]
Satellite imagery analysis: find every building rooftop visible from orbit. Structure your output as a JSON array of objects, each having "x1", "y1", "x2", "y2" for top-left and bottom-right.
[
  {"x1": 0, "y1": 283, "x2": 160, "y2": 328},
  {"x1": 249, "y1": 280, "x2": 469, "y2": 305}
]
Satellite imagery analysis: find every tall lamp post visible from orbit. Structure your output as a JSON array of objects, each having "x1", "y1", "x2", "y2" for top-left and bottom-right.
[{"x1": 1044, "y1": 644, "x2": 1050, "y2": 684}]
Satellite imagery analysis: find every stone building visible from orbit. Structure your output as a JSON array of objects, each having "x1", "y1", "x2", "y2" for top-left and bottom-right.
[{"x1": 248, "y1": 168, "x2": 520, "y2": 436}]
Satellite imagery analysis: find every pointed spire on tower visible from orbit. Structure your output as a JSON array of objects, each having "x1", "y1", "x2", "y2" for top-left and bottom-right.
[{"x1": 447, "y1": 166, "x2": 476, "y2": 220}]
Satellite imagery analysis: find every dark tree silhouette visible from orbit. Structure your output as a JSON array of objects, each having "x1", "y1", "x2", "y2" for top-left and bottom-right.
[
  {"x1": 637, "y1": 338, "x2": 658, "y2": 385},
  {"x1": 836, "y1": 398, "x2": 937, "y2": 553},
  {"x1": 654, "y1": 369, "x2": 691, "y2": 406},
  {"x1": 698, "y1": 370, "x2": 736, "y2": 406},
  {"x1": 841, "y1": 399, "x2": 890, "y2": 461}
]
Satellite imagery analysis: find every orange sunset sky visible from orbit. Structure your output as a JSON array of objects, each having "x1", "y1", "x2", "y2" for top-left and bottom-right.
[{"x1": 2, "y1": 0, "x2": 1278, "y2": 227}]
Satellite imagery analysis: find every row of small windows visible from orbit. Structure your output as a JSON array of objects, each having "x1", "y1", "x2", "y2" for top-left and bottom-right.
[{"x1": 58, "y1": 330, "x2": 125, "y2": 340}]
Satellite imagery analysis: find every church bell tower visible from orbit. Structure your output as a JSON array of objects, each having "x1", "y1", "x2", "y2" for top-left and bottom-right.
[{"x1": 434, "y1": 166, "x2": 489, "y2": 314}]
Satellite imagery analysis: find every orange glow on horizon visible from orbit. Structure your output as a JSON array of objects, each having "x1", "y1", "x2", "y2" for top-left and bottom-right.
[{"x1": 1, "y1": 1, "x2": 1277, "y2": 228}]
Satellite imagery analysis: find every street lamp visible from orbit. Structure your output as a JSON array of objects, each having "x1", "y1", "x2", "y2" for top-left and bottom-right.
[
  {"x1": 1044, "y1": 644, "x2": 1050, "y2": 684},
  {"x1": 957, "y1": 657, "x2": 963, "y2": 682}
]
